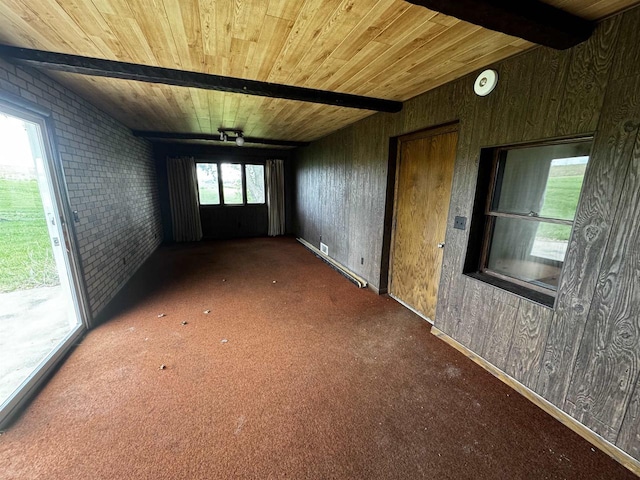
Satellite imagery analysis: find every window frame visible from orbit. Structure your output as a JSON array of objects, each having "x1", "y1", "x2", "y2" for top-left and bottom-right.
[
  {"x1": 465, "y1": 136, "x2": 594, "y2": 307},
  {"x1": 195, "y1": 160, "x2": 266, "y2": 207}
]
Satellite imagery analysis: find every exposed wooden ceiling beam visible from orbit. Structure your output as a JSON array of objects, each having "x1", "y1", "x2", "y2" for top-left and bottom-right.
[
  {"x1": 405, "y1": 0, "x2": 594, "y2": 49},
  {"x1": 0, "y1": 44, "x2": 403, "y2": 113},
  {"x1": 132, "y1": 131, "x2": 310, "y2": 148}
]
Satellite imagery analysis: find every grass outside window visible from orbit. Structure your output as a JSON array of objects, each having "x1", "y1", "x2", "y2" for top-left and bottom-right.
[{"x1": 0, "y1": 178, "x2": 58, "y2": 292}]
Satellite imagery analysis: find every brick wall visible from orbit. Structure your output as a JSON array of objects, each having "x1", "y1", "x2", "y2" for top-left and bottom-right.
[{"x1": 0, "y1": 58, "x2": 163, "y2": 319}]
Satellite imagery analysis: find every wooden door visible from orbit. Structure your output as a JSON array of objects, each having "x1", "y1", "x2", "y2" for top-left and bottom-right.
[{"x1": 389, "y1": 124, "x2": 458, "y2": 321}]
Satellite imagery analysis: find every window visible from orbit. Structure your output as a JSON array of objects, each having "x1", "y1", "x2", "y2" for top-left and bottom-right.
[
  {"x1": 465, "y1": 138, "x2": 592, "y2": 305},
  {"x1": 196, "y1": 162, "x2": 265, "y2": 206},
  {"x1": 196, "y1": 163, "x2": 220, "y2": 205},
  {"x1": 245, "y1": 164, "x2": 265, "y2": 204},
  {"x1": 220, "y1": 163, "x2": 243, "y2": 205}
]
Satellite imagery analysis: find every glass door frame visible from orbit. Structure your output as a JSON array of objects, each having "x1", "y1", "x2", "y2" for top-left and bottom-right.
[{"x1": 0, "y1": 93, "x2": 90, "y2": 428}]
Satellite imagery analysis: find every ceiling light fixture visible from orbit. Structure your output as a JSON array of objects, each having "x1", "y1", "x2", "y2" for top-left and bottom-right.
[
  {"x1": 218, "y1": 128, "x2": 245, "y2": 146},
  {"x1": 474, "y1": 69, "x2": 498, "y2": 96}
]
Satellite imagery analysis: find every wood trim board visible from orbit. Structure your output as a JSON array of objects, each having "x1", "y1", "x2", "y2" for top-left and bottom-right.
[
  {"x1": 405, "y1": 0, "x2": 594, "y2": 49},
  {"x1": 0, "y1": 45, "x2": 403, "y2": 113},
  {"x1": 431, "y1": 326, "x2": 640, "y2": 477},
  {"x1": 132, "y1": 131, "x2": 309, "y2": 148},
  {"x1": 296, "y1": 237, "x2": 368, "y2": 289}
]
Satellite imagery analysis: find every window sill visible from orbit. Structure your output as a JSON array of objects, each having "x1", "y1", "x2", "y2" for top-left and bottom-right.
[
  {"x1": 199, "y1": 203, "x2": 266, "y2": 208},
  {"x1": 464, "y1": 272, "x2": 556, "y2": 309}
]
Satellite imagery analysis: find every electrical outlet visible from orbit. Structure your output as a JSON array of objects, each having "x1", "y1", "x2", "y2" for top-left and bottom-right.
[
  {"x1": 320, "y1": 242, "x2": 329, "y2": 255},
  {"x1": 454, "y1": 216, "x2": 467, "y2": 230}
]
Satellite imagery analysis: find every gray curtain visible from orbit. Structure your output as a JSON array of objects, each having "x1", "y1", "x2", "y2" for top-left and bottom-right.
[
  {"x1": 266, "y1": 159, "x2": 285, "y2": 236},
  {"x1": 167, "y1": 156, "x2": 203, "y2": 242}
]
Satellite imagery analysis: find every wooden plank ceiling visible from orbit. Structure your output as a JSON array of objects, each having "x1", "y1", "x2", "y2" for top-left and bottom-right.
[{"x1": 0, "y1": 0, "x2": 638, "y2": 144}]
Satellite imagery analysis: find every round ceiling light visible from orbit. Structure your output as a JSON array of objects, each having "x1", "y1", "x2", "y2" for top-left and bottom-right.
[
  {"x1": 474, "y1": 69, "x2": 498, "y2": 97},
  {"x1": 235, "y1": 135, "x2": 245, "y2": 146}
]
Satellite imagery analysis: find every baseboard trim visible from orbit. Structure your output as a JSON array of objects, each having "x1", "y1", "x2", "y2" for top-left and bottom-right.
[
  {"x1": 296, "y1": 238, "x2": 368, "y2": 289},
  {"x1": 368, "y1": 284, "x2": 381, "y2": 295},
  {"x1": 431, "y1": 326, "x2": 640, "y2": 477}
]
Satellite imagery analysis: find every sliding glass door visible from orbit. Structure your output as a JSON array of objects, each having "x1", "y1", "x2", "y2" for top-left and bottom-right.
[{"x1": 0, "y1": 101, "x2": 87, "y2": 427}]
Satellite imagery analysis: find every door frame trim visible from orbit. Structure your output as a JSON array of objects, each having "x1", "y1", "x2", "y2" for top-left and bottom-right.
[
  {"x1": 0, "y1": 94, "x2": 90, "y2": 428},
  {"x1": 383, "y1": 122, "x2": 459, "y2": 314},
  {"x1": 0, "y1": 327, "x2": 84, "y2": 429}
]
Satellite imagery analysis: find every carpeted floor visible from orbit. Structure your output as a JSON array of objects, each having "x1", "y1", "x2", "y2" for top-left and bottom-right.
[{"x1": 0, "y1": 237, "x2": 635, "y2": 479}]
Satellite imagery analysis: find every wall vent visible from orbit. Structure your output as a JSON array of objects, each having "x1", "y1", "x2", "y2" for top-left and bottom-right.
[{"x1": 320, "y1": 242, "x2": 329, "y2": 256}]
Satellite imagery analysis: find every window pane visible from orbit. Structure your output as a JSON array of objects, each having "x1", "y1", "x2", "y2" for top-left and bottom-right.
[
  {"x1": 487, "y1": 217, "x2": 572, "y2": 291},
  {"x1": 493, "y1": 141, "x2": 591, "y2": 221},
  {"x1": 196, "y1": 163, "x2": 220, "y2": 205},
  {"x1": 245, "y1": 164, "x2": 265, "y2": 204},
  {"x1": 221, "y1": 163, "x2": 243, "y2": 205}
]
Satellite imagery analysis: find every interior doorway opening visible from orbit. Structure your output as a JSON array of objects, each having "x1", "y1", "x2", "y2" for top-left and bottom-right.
[{"x1": 0, "y1": 101, "x2": 86, "y2": 427}]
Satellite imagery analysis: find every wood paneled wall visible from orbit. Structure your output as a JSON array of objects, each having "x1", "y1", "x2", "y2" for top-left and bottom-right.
[{"x1": 294, "y1": 6, "x2": 640, "y2": 462}]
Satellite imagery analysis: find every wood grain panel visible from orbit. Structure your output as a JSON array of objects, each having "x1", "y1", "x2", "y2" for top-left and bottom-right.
[
  {"x1": 430, "y1": 80, "x2": 477, "y2": 335},
  {"x1": 537, "y1": 73, "x2": 640, "y2": 408},
  {"x1": 521, "y1": 47, "x2": 571, "y2": 141},
  {"x1": 294, "y1": 125, "x2": 389, "y2": 281},
  {"x1": 481, "y1": 289, "x2": 520, "y2": 370},
  {"x1": 0, "y1": 0, "x2": 637, "y2": 142},
  {"x1": 505, "y1": 302, "x2": 554, "y2": 389},
  {"x1": 556, "y1": 16, "x2": 620, "y2": 135},
  {"x1": 618, "y1": 376, "x2": 640, "y2": 460},
  {"x1": 485, "y1": 49, "x2": 536, "y2": 145},
  {"x1": 456, "y1": 277, "x2": 493, "y2": 353},
  {"x1": 348, "y1": 115, "x2": 389, "y2": 282},
  {"x1": 563, "y1": 123, "x2": 640, "y2": 443},
  {"x1": 442, "y1": 79, "x2": 498, "y2": 339},
  {"x1": 389, "y1": 126, "x2": 457, "y2": 319},
  {"x1": 611, "y1": 5, "x2": 640, "y2": 80}
]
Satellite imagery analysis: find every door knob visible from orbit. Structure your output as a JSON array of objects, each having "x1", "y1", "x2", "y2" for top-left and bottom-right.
[{"x1": 437, "y1": 243, "x2": 445, "y2": 248}]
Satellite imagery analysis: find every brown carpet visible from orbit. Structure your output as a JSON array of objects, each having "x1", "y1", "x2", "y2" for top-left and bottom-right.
[{"x1": 0, "y1": 237, "x2": 634, "y2": 479}]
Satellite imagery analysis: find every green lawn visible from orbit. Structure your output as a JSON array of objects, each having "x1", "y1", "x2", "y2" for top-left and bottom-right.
[
  {"x1": 0, "y1": 178, "x2": 59, "y2": 292},
  {"x1": 199, "y1": 184, "x2": 220, "y2": 205},
  {"x1": 538, "y1": 172, "x2": 585, "y2": 241}
]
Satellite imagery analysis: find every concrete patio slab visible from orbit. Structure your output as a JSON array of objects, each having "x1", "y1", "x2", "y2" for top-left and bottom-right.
[{"x1": 0, "y1": 285, "x2": 75, "y2": 402}]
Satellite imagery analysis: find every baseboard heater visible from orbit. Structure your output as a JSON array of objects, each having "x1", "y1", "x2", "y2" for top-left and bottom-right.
[{"x1": 296, "y1": 238, "x2": 368, "y2": 289}]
